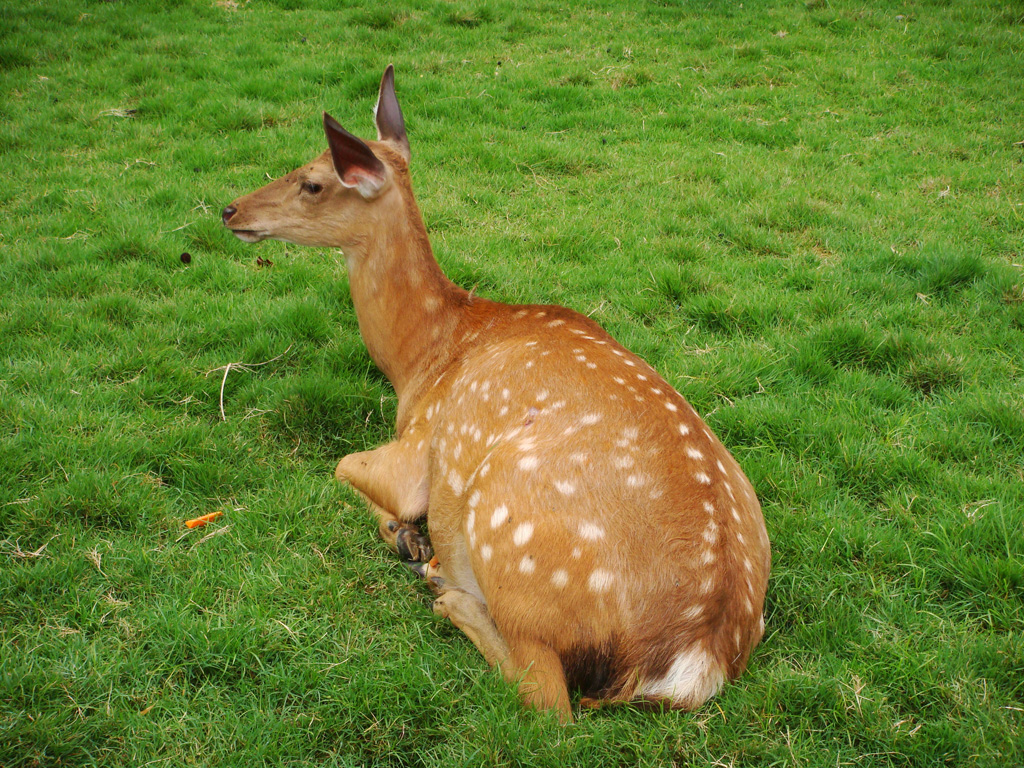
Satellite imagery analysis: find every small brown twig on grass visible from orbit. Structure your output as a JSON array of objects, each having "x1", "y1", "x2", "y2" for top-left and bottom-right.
[{"x1": 206, "y1": 345, "x2": 293, "y2": 421}]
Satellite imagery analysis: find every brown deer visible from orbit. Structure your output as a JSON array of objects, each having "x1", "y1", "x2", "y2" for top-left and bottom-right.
[{"x1": 222, "y1": 65, "x2": 770, "y2": 722}]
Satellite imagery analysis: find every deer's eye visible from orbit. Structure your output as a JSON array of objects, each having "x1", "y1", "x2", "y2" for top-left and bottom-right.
[{"x1": 301, "y1": 180, "x2": 323, "y2": 194}]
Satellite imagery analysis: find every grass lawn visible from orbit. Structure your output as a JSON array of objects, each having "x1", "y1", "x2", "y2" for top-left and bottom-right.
[{"x1": 2, "y1": 0, "x2": 1022, "y2": 765}]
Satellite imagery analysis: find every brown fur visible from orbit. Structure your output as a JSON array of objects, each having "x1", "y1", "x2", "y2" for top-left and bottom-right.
[{"x1": 222, "y1": 66, "x2": 770, "y2": 722}]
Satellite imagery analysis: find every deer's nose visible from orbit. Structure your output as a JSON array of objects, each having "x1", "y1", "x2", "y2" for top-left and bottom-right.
[{"x1": 221, "y1": 205, "x2": 237, "y2": 226}]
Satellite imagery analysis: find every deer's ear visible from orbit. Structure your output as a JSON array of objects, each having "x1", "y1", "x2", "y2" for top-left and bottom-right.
[
  {"x1": 375, "y1": 64, "x2": 410, "y2": 161},
  {"x1": 323, "y1": 112, "x2": 387, "y2": 199}
]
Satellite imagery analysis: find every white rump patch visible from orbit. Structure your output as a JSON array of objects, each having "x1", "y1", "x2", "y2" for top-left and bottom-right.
[{"x1": 640, "y1": 645, "x2": 725, "y2": 707}]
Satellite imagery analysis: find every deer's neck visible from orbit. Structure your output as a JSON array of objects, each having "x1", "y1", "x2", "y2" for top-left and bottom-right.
[{"x1": 344, "y1": 194, "x2": 469, "y2": 401}]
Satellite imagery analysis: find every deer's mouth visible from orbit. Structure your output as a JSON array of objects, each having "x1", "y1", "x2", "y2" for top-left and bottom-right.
[{"x1": 229, "y1": 229, "x2": 268, "y2": 243}]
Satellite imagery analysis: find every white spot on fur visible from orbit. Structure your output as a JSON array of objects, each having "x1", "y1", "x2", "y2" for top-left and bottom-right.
[
  {"x1": 555, "y1": 480, "x2": 576, "y2": 495},
  {"x1": 547, "y1": 319, "x2": 566, "y2": 327},
  {"x1": 518, "y1": 455, "x2": 539, "y2": 471},
  {"x1": 536, "y1": 390, "x2": 549, "y2": 401},
  {"x1": 513, "y1": 522, "x2": 534, "y2": 547},
  {"x1": 447, "y1": 469, "x2": 464, "y2": 495},
  {"x1": 490, "y1": 505, "x2": 509, "y2": 529},
  {"x1": 694, "y1": 471, "x2": 712, "y2": 485},
  {"x1": 613, "y1": 455, "x2": 635, "y2": 469},
  {"x1": 686, "y1": 447, "x2": 704, "y2": 460},
  {"x1": 580, "y1": 413, "x2": 602, "y2": 426},
  {"x1": 579, "y1": 522, "x2": 605, "y2": 540},
  {"x1": 519, "y1": 555, "x2": 536, "y2": 574},
  {"x1": 679, "y1": 423, "x2": 691, "y2": 436},
  {"x1": 588, "y1": 569, "x2": 614, "y2": 593},
  {"x1": 703, "y1": 500, "x2": 715, "y2": 515},
  {"x1": 569, "y1": 452, "x2": 588, "y2": 464},
  {"x1": 682, "y1": 604, "x2": 704, "y2": 621},
  {"x1": 551, "y1": 570, "x2": 569, "y2": 588},
  {"x1": 665, "y1": 401, "x2": 678, "y2": 412},
  {"x1": 571, "y1": 547, "x2": 582, "y2": 559},
  {"x1": 626, "y1": 473, "x2": 646, "y2": 487},
  {"x1": 502, "y1": 388, "x2": 510, "y2": 400},
  {"x1": 480, "y1": 544, "x2": 493, "y2": 561},
  {"x1": 702, "y1": 521, "x2": 718, "y2": 545}
]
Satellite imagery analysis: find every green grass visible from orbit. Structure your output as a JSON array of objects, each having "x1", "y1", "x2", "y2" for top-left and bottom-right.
[{"x1": 2, "y1": 0, "x2": 1023, "y2": 765}]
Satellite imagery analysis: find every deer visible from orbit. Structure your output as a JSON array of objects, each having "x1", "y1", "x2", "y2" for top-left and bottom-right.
[{"x1": 221, "y1": 65, "x2": 770, "y2": 722}]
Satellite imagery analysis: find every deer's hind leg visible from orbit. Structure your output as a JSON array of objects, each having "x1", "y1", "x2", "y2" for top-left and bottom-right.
[
  {"x1": 432, "y1": 588, "x2": 573, "y2": 723},
  {"x1": 335, "y1": 438, "x2": 431, "y2": 561}
]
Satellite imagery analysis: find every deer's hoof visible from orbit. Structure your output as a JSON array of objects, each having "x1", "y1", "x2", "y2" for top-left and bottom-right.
[{"x1": 395, "y1": 525, "x2": 433, "y2": 563}]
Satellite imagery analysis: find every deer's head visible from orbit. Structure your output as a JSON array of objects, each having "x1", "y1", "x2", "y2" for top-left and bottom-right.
[{"x1": 221, "y1": 65, "x2": 410, "y2": 249}]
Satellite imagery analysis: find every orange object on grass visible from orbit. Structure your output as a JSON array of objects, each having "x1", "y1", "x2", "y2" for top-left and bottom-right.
[{"x1": 185, "y1": 511, "x2": 223, "y2": 529}]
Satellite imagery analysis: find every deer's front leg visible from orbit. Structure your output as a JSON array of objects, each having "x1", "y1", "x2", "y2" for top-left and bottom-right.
[{"x1": 335, "y1": 439, "x2": 431, "y2": 561}]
